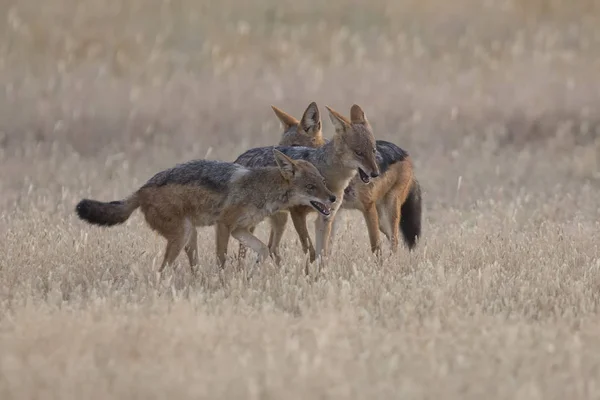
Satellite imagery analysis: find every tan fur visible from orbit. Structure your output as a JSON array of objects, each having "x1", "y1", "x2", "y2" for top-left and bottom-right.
[
  {"x1": 342, "y1": 159, "x2": 415, "y2": 252},
  {"x1": 267, "y1": 103, "x2": 418, "y2": 257},
  {"x1": 272, "y1": 105, "x2": 300, "y2": 130},
  {"x1": 75, "y1": 151, "x2": 336, "y2": 278}
]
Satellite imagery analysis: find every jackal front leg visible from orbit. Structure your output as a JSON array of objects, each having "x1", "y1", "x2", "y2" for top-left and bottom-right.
[
  {"x1": 231, "y1": 228, "x2": 271, "y2": 265},
  {"x1": 267, "y1": 211, "x2": 288, "y2": 266},
  {"x1": 314, "y1": 214, "x2": 335, "y2": 260},
  {"x1": 290, "y1": 208, "x2": 315, "y2": 262},
  {"x1": 237, "y1": 225, "x2": 257, "y2": 262},
  {"x1": 328, "y1": 211, "x2": 343, "y2": 251}
]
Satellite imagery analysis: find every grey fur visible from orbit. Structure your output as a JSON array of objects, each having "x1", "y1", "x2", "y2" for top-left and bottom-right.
[
  {"x1": 142, "y1": 159, "x2": 247, "y2": 192},
  {"x1": 235, "y1": 143, "x2": 330, "y2": 172},
  {"x1": 243, "y1": 138, "x2": 407, "y2": 176},
  {"x1": 280, "y1": 127, "x2": 311, "y2": 147}
]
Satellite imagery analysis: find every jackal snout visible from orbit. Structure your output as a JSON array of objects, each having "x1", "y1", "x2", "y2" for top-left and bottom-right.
[
  {"x1": 354, "y1": 147, "x2": 380, "y2": 184},
  {"x1": 302, "y1": 165, "x2": 337, "y2": 217},
  {"x1": 273, "y1": 150, "x2": 335, "y2": 217}
]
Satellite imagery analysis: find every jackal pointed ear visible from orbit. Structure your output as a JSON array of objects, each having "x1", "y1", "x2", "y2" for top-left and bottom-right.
[
  {"x1": 272, "y1": 105, "x2": 300, "y2": 131},
  {"x1": 350, "y1": 104, "x2": 370, "y2": 127},
  {"x1": 273, "y1": 149, "x2": 297, "y2": 180},
  {"x1": 299, "y1": 102, "x2": 321, "y2": 136},
  {"x1": 326, "y1": 105, "x2": 351, "y2": 135}
]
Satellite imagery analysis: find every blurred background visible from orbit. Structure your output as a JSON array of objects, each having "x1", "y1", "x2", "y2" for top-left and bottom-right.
[
  {"x1": 2, "y1": 5, "x2": 600, "y2": 395},
  {"x1": 1, "y1": 0, "x2": 599, "y2": 213}
]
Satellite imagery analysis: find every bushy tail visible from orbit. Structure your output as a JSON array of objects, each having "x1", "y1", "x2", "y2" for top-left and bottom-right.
[
  {"x1": 400, "y1": 179, "x2": 422, "y2": 250},
  {"x1": 75, "y1": 193, "x2": 140, "y2": 227}
]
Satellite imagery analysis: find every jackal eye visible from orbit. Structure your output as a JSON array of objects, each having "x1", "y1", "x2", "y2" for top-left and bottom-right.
[
  {"x1": 354, "y1": 150, "x2": 363, "y2": 157},
  {"x1": 306, "y1": 184, "x2": 316, "y2": 190},
  {"x1": 372, "y1": 148, "x2": 377, "y2": 154}
]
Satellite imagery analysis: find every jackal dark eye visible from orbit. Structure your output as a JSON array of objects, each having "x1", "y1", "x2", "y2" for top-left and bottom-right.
[
  {"x1": 373, "y1": 148, "x2": 377, "y2": 154},
  {"x1": 354, "y1": 150, "x2": 363, "y2": 157},
  {"x1": 306, "y1": 184, "x2": 316, "y2": 190}
]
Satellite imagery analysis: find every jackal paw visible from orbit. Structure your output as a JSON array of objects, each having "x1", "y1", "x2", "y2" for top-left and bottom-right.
[
  {"x1": 270, "y1": 251, "x2": 282, "y2": 266},
  {"x1": 155, "y1": 271, "x2": 163, "y2": 285},
  {"x1": 372, "y1": 245, "x2": 383, "y2": 258},
  {"x1": 308, "y1": 248, "x2": 316, "y2": 263}
]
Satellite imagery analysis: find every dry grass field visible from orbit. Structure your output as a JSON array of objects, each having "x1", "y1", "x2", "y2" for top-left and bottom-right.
[{"x1": 1, "y1": 0, "x2": 600, "y2": 398}]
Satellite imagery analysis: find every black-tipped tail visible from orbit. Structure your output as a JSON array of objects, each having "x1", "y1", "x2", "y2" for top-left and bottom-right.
[
  {"x1": 400, "y1": 179, "x2": 422, "y2": 250},
  {"x1": 75, "y1": 194, "x2": 139, "y2": 227}
]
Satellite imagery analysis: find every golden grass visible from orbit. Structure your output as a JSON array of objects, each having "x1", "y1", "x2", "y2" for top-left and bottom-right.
[{"x1": 1, "y1": 0, "x2": 600, "y2": 398}]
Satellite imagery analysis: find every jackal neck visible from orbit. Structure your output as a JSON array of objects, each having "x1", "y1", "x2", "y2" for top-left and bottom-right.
[
  {"x1": 244, "y1": 168, "x2": 292, "y2": 211},
  {"x1": 314, "y1": 137, "x2": 357, "y2": 192}
]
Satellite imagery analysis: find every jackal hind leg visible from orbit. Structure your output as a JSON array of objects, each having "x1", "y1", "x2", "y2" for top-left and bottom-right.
[
  {"x1": 389, "y1": 194, "x2": 402, "y2": 253},
  {"x1": 184, "y1": 225, "x2": 199, "y2": 276},
  {"x1": 216, "y1": 223, "x2": 232, "y2": 269},
  {"x1": 157, "y1": 218, "x2": 191, "y2": 280},
  {"x1": 376, "y1": 203, "x2": 393, "y2": 242}
]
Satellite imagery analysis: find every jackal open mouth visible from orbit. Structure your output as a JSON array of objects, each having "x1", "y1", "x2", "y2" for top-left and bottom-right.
[
  {"x1": 310, "y1": 200, "x2": 331, "y2": 216},
  {"x1": 358, "y1": 168, "x2": 370, "y2": 183}
]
